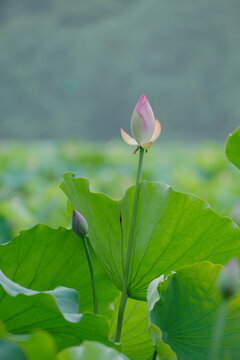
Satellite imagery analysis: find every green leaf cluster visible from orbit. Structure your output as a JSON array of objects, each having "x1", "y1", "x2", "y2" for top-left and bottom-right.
[
  {"x1": 148, "y1": 262, "x2": 240, "y2": 359},
  {"x1": 0, "y1": 131, "x2": 239, "y2": 358},
  {"x1": 226, "y1": 127, "x2": 240, "y2": 170},
  {"x1": 0, "y1": 141, "x2": 239, "y2": 244},
  {"x1": 61, "y1": 174, "x2": 240, "y2": 300},
  {"x1": 0, "y1": 225, "x2": 125, "y2": 359}
]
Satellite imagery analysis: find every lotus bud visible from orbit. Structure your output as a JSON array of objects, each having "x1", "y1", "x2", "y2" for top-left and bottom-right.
[
  {"x1": 121, "y1": 94, "x2": 161, "y2": 152},
  {"x1": 217, "y1": 257, "x2": 239, "y2": 300},
  {"x1": 72, "y1": 209, "x2": 89, "y2": 239}
]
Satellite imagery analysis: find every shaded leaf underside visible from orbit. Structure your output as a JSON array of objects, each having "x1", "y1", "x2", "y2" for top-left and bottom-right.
[
  {"x1": 148, "y1": 262, "x2": 240, "y2": 360},
  {"x1": 0, "y1": 270, "x2": 112, "y2": 351},
  {"x1": 0, "y1": 225, "x2": 119, "y2": 317}
]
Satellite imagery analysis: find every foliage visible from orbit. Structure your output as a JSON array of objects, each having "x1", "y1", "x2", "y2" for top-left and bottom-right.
[
  {"x1": 61, "y1": 173, "x2": 240, "y2": 300},
  {"x1": 0, "y1": 225, "x2": 118, "y2": 316},
  {"x1": 226, "y1": 127, "x2": 240, "y2": 170},
  {"x1": 0, "y1": 141, "x2": 239, "y2": 245},
  {"x1": 0, "y1": 322, "x2": 56, "y2": 360},
  {"x1": 0, "y1": 127, "x2": 239, "y2": 358},
  {"x1": 57, "y1": 341, "x2": 127, "y2": 360},
  {"x1": 148, "y1": 262, "x2": 240, "y2": 359},
  {"x1": 0, "y1": 270, "x2": 113, "y2": 351},
  {"x1": 110, "y1": 297, "x2": 153, "y2": 360}
]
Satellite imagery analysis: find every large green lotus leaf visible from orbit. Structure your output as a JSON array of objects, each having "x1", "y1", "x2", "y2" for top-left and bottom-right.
[
  {"x1": 60, "y1": 173, "x2": 240, "y2": 300},
  {"x1": 57, "y1": 341, "x2": 128, "y2": 360},
  {"x1": 225, "y1": 127, "x2": 240, "y2": 169},
  {"x1": 0, "y1": 224, "x2": 119, "y2": 317},
  {"x1": 0, "y1": 270, "x2": 112, "y2": 351},
  {"x1": 0, "y1": 321, "x2": 56, "y2": 360},
  {"x1": 110, "y1": 297, "x2": 153, "y2": 360},
  {"x1": 147, "y1": 262, "x2": 240, "y2": 360}
]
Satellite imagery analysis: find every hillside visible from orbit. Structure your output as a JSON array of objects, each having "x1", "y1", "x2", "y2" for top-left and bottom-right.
[{"x1": 1, "y1": 0, "x2": 240, "y2": 140}]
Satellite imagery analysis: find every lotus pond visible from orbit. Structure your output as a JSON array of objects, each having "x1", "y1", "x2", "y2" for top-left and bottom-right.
[{"x1": 0, "y1": 126, "x2": 240, "y2": 360}]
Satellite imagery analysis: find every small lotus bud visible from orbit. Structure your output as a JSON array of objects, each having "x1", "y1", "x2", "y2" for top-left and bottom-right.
[
  {"x1": 72, "y1": 209, "x2": 89, "y2": 239},
  {"x1": 217, "y1": 257, "x2": 239, "y2": 300}
]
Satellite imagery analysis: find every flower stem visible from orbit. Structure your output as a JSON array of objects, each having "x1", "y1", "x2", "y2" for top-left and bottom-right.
[
  {"x1": 152, "y1": 350, "x2": 158, "y2": 360},
  {"x1": 114, "y1": 146, "x2": 144, "y2": 342},
  {"x1": 210, "y1": 300, "x2": 228, "y2": 360},
  {"x1": 83, "y1": 236, "x2": 98, "y2": 314}
]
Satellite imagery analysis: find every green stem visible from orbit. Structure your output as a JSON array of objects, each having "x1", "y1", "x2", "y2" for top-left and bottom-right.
[
  {"x1": 83, "y1": 236, "x2": 98, "y2": 314},
  {"x1": 210, "y1": 300, "x2": 228, "y2": 360},
  {"x1": 114, "y1": 146, "x2": 144, "y2": 342},
  {"x1": 152, "y1": 350, "x2": 158, "y2": 360}
]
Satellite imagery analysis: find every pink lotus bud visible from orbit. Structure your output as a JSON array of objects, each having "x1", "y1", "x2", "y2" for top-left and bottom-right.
[
  {"x1": 131, "y1": 95, "x2": 155, "y2": 145},
  {"x1": 72, "y1": 209, "x2": 89, "y2": 239},
  {"x1": 217, "y1": 257, "x2": 239, "y2": 299},
  {"x1": 121, "y1": 95, "x2": 161, "y2": 151}
]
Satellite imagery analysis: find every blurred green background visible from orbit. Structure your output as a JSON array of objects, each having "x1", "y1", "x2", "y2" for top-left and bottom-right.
[
  {"x1": 0, "y1": 141, "x2": 239, "y2": 244},
  {"x1": 0, "y1": 1, "x2": 239, "y2": 242}
]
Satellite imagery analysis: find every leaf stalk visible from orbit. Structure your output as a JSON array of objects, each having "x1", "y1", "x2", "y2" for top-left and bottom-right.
[
  {"x1": 83, "y1": 236, "x2": 98, "y2": 314},
  {"x1": 114, "y1": 146, "x2": 144, "y2": 342}
]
